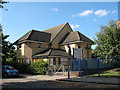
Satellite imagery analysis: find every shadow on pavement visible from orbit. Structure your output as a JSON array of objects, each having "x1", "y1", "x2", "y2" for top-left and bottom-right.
[{"x1": 2, "y1": 75, "x2": 26, "y2": 79}]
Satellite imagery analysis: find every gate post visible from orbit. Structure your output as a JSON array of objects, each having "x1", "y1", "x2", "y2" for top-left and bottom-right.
[
  {"x1": 79, "y1": 59, "x2": 81, "y2": 77},
  {"x1": 71, "y1": 59, "x2": 73, "y2": 71},
  {"x1": 85, "y1": 58, "x2": 87, "y2": 75},
  {"x1": 97, "y1": 58, "x2": 100, "y2": 77},
  {"x1": 54, "y1": 65, "x2": 56, "y2": 74}
]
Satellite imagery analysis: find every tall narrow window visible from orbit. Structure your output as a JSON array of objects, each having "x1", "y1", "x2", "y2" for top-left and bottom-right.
[
  {"x1": 78, "y1": 43, "x2": 81, "y2": 48},
  {"x1": 19, "y1": 44, "x2": 21, "y2": 48},
  {"x1": 53, "y1": 57, "x2": 56, "y2": 65},
  {"x1": 58, "y1": 58, "x2": 61, "y2": 65},
  {"x1": 22, "y1": 58, "x2": 24, "y2": 63},
  {"x1": 38, "y1": 43, "x2": 41, "y2": 48},
  {"x1": 19, "y1": 58, "x2": 21, "y2": 62}
]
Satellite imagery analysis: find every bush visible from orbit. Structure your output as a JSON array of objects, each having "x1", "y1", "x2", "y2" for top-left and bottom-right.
[
  {"x1": 2, "y1": 59, "x2": 49, "y2": 75},
  {"x1": 29, "y1": 60, "x2": 48, "y2": 75}
]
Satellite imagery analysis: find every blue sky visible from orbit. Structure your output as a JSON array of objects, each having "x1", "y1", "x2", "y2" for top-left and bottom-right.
[{"x1": 1, "y1": 2, "x2": 118, "y2": 49}]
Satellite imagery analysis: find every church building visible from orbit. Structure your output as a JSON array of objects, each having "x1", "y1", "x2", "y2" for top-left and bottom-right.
[{"x1": 14, "y1": 22, "x2": 94, "y2": 67}]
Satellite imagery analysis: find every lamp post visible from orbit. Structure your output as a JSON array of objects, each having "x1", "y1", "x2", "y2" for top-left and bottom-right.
[{"x1": 67, "y1": 44, "x2": 71, "y2": 79}]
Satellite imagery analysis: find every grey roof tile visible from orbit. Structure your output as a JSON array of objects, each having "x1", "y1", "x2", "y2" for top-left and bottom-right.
[
  {"x1": 62, "y1": 31, "x2": 94, "y2": 44},
  {"x1": 14, "y1": 23, "x2": 68, "y2": 44},
  {"x1": 43, "y1": 23, "x2": 68, "y2": 42},
  {"x1": 32, "y1": 48, "x2": 72, "y2": 58}
]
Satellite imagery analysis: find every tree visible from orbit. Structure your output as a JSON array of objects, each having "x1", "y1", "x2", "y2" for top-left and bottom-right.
[
  {"x1": 2, "y1": 31, "x2": 16, "y2": 63},
  {"x1": 94, "y1": 20, "x2": 120, "y2": 59},
  {"x1": 0, "y1": 0, "x2": 8, "y2": 8}
]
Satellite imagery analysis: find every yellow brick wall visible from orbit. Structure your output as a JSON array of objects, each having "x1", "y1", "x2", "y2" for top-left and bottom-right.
[
  {"x1": 61, "y1": 42, "x2": 92, "y2": 59},
  {"x1": 17, "y1": 42, "x2": 49, "y2": 62}
]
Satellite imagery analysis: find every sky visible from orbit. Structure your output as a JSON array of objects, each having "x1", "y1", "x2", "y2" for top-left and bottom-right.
[{"x1": 1, "y1": 2, "x2": 118, "y2": 49}]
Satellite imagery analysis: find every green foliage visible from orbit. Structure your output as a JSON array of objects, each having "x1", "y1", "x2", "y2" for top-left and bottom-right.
[
  {"x1": 29, "y1": 60, "x2": 48, "y2": 75},
  {"x1": 94, "y1": 20, "x2": 120, "y2": 59},
  {"x1": 2, "y1": 32, "x2": 16, "y2": 63},
  {"x1": 3, "y1": 59, "x2": 49, "y2": 75}
]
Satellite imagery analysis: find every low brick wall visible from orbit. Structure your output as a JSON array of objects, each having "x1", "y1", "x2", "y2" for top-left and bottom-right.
[{"x1": 70, "y1": 71, "x2": 79, "y2": 77}]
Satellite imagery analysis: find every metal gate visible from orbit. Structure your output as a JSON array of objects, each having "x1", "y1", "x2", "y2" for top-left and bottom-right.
[{"x1": 47, "y1": 65, "x2": 67, "y2": 76}]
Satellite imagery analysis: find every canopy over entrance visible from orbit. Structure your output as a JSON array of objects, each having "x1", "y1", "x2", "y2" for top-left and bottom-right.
[{"x1": 32, "y1": 48, "x2": 72, "y2": 59}]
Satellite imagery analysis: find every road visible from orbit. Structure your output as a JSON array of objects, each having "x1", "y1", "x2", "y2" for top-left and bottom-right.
[{"x1": 2, "y1": 75, "x2": 119, "y2": 88}]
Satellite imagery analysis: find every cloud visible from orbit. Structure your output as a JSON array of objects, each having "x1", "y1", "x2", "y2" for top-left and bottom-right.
[
  {"x1": 72, "y1": 9, "x2": 94, "y2": 17},
  {"x1": 95, "y1": 10, "x2": 110, "y2": 16},
  {"x1": 70, "y1": 25, "x2": 79, "y2": 29},
  {"x1": 79, "y1": 9, "x2": 94, "y2": 16},
  {"x1": 111, "y1": 10, "x2": 116, "y2": 14},
  {"x1": 51, "y1": 8, "x2": 59, "y2": 12}
]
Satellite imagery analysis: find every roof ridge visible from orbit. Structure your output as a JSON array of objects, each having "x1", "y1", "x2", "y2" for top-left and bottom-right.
[
  {"x1": 43, "y1": 22, "x2": 67, "y2": 31},
  {"x1": 31, "y1": 29, "x2": 51, "y2": 34},
  {"x1": 50, "y1": 23, "x2": 68, "y2": 41},
  {"x1": 43, "y1": 22, "x2": 68, "y2": 43}
]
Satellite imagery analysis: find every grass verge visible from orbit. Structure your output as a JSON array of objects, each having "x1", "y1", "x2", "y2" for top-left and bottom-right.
[{"x1": 87, "y1": 68, "x2": 120, "y2": 78}]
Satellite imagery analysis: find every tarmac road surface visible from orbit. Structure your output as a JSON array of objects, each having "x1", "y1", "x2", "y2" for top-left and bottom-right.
[{"x1": 2, "y1": 75, "x2": 119, "y2": 88}]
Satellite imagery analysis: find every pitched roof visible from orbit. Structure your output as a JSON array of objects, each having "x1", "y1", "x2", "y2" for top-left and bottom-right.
[
  {"x1": 43, "y1": 23, "x2": 68, "y2": 42},
  {"x1": 62, "y1": 31, "x2": 94, "y2": 44},
  {"x1": 14, "y1": 30, "x2": 51, "y2": 44},
  {"x1": 32, "y1": 48, "x2": 72, "y2": 58},
  {"x1": 14, "y1": 23, "x2": 68, "y2": 44}
]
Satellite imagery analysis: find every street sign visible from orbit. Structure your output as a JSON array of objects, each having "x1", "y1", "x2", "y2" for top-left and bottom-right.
[{"x1": 73, "y1": 48, "x2": 83, "y2": 59}]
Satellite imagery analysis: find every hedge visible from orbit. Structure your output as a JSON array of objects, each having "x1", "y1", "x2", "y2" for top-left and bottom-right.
[{"x1": 2, "y1": 60, "x2": 48, "y2": 75}]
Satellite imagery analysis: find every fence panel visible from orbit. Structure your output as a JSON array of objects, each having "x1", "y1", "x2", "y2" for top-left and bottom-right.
[{"x1": 71, "y1": 57, "x2": 119, "y2": 77}]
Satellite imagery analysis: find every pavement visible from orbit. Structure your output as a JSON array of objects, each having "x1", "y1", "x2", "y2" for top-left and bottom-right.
[
  {"x1": 19, "y1": 74, "x2": 120, "y2": 85},
  {"x1": 57, "y1": 76, "x2": 120, "y2": 85},
  {"x1": 19, "y1": 74, "x2": 68, "y2": 80}
]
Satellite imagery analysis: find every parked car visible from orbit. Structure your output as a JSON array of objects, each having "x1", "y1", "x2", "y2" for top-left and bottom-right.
[{"x1": 2, "y1": 65, "x2": 19, "y2": 78}]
